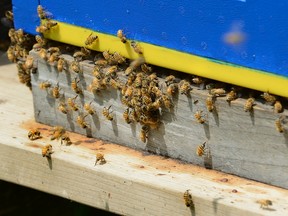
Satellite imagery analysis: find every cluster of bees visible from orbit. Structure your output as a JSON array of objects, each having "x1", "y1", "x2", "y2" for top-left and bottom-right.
[{"x1": 27, "y1": 127, "x2": 105, "y2": 165}]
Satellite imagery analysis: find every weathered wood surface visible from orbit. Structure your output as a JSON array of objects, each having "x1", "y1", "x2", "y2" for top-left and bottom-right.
[
  {"x1": 30, "y1": 51, "x2": 288, "y2": 189},
  {"x1": 1, "y1": 56, "x2": 288, "y2": 215}
]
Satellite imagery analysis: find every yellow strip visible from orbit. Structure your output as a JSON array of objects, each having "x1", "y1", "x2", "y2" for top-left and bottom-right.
[{"x1": 44, "y1": 21, "x2": 288, "y2": 97}]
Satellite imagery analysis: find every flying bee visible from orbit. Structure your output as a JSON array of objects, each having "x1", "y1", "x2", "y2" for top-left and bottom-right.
[
  {"x1": 39, "y1": 48, "x2": 47, "y2": 60},
  {"x1": 77, "y1": 114, "x2": 89, "y2": 129},
  {"x1": 244, "y1": 97, "x2": 255, "y2": 112},
  {"x1": 71, "y1": 78, "x2": 82, "y2": 94},
  {"x1": 58, "y1": 102, "x2": 68, "y2": 114},
  {"x1": 37, "y1": 5, "x2": 46, "y2": 19},
  {"x1": 102, "y1": 105, "x2": 114, "y2": 121},
  {"x1": 61, "y1": 134, "x2": 72, "y2": 145},
  {"x1": 194, "y1": 110, "x2": 206, "y2": 124},
  {"x1": 167, "y1": 83, "x2": 178, "y2": 96},
  {"x1": 39, "y1": 81, "x2": 51, "y2": 90},
  {"x1": 140, "y1": 125, "x2": 149, "y2": 143},
  {"x1": 226, "y1": 90, "x2": 237, "y2": 104},
  {"x1": 131, "y1": 41, "x2": 143, "y2": 54},
  {"x1": 179, "y1": 80, "x2": 192, "y2": 95},
  {"x1": 57, "y1": 57, "x2": 67, "y2": 72},
  {"x1": 206, "y1": 96, "x2": 215, "y2": 112},
  {"x1": 51, "y1": 83, "x2": 61, "y2": 99},
  {"x1": 95, "y1": 153, "x2": 106, "y2": 165},
  {"x1": 274, "y1": 101, "x2": 283, "y2": 113},
  {"x1": 275, "y1": 117, "x2": 284, "y2": 133},
  {"x1": 70, "y1": 60, "x2": 81, "y2": 73},
  {"x1": 183, "y1": 190, "x2": 193, "y2": 207},
  {"x1": 84, "y1": 101, "x2": 95, "y2": 115},
  {"x1": 165, "y1": 75, "x2": 176, "y2": 86},
  {"x1": 35, "y1": 35, "x2": 46, "y2": 46},
  {"x1": 85, "y1": 33, "x2": 98, "y2": 46},
  {"x1": 106, "y1": 65, "x2": 118, "y2": 77},
  {"x1": 192, "y1": 76, "x2": 204, "y2": 85},
  {"x1": 117, "y1": 29, "x2": 127, "y2": 43},
  {"x1": 42, "y1": 144, "x2": 53, "y2": 158},
  {"x1": 24, "y1": 56, "x2": 34, "y2": 70},
  {"x1": 28, "y1": 128, "x2": 41, "y2": 140},
  {"x1": 130, "y1": 57, "x2": 145, "y2": 69},
  {"x1": 50, "y1": 126, "x2": 66, "y2": 141},
  {"x1": 196, "y1": 141, "x2": 207, "y2": 157},
  {"x1": 209, "y1": 88, "x2": 226, "y2": 97},
  {"x1": 123, "y1": 108, "x2": 132, "y2": 124},
  {"x1": 256, "y1": 199, "x2": 273, "y2": 209},
  {"x1": 5, "y1": 10, "x2": 13, "y2": 21},
  {"x1": 261, "y1": 92, "x2": 277, "y2": 104},
  {"x1": 67, "y1": 95, "x2": 79, "y2": 111}
]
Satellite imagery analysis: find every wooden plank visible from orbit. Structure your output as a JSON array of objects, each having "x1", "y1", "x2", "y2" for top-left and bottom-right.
[
  {"x1": 29, "y1": 51, "x2": 288, "y2": 189},
  {"x1": 1, "y1": 56, "x2": 288, "y2": 215}
]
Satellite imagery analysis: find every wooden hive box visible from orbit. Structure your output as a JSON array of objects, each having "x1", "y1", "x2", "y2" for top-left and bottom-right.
[{"x1": 11, "y1": 0, "x2": 288, "y2": 189}]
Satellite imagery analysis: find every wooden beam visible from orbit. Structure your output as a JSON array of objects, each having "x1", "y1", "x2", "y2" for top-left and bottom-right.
[{"x1": 1, "y1": 55, "x2": 288, "y2": 215}]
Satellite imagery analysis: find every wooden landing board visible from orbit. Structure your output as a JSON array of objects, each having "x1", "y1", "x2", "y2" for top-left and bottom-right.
[
  {"x1": 29, "y1": 51, "x2": 288, "y2": 189},
  {"x1": 1, "y1": 57, "x2": 288, "y2": 215}
]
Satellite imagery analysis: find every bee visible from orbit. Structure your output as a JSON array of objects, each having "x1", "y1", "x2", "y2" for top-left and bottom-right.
[
  {"x1": 47, "y1": 47, "x2": 60, "y2": 54},
  {"x1": 206, "y1": 96, "x2": 215, "y2": 112},
  {"x1": 58, "y1": 102, "x2": 68, "y2": 114},
  {"x1": 134, "y1": 76, "x2": 142, "y2": 88},
  {"x1": 166, "y1": 83, "x2": 178, "y2": 96},
  {"x1": 194, "y1": 110, "x2": 206, "y2": 124},
  {"x1": 226, "y1": 90, "x2": 237, "y2": 104},
  {"x1": 162, "y1": 94, "x2": 173, "y2": 110},
  {"x1": 73, "y1": 51, "x2": 86, "y2": 62},
  {"x1": 70, "y1": 60, "x2": 81, "y2": 73},
  {"x1": 103, "y1": 50, "x2": 112, "y2": 61},
  {"x1": 84, "y1": 101, "x2": 95, "y2": 115},
  {"x1": 81, "y1": 46, "x2": 91, "y2": 56},
  {"x1": 67, "y1": 95, "x2": 79, "y2": 111},
  {"x1": 37, "y1": 5, "x2": 46, "y2": 19},
  {"x1": 102, "y1": 105, "x2": 114, "y2": 121},
  {"x1": 50, "y1": 126, "x2": 66, "y2": 140},
  {"x1": 35, "y1": 35, "x2": 46, "y2": 46},
  {"x1": 117, "y1": 29, "x2": 127, "y2": 43},
  {"x1": 47, "y1": 52, "x2": 60, "y2": 64},
  {"x1": 28, "y1": 128, "x2": 41, "y2": 140},
  {"x1": 140, "y1": 125, "x2": 149, "y2": 143},
  {"x1": 57, "y1": 57, "x2": 66, "y2": 72},
  {"x1": 274, "y1": 101, "x2": 283, "y2": 113},
  {"x1": 179, "y1": 80, "x2": 192, "y2": 95},
  {"x1": 95, "y1": 59, "x2": 108, "y2": 67},
  {"x1": 85, "y1": 33, "x2": 98, "y2": 46},
  {"x1": 141, "y1": 64, "x2": 152, "y2": 73},
  {"x1": 196, "y1": 141, "x2": 207, "y2": 156},
  {"x1": 262, "y1": 92, "x2": 277, "y2": 104},
  {"x1": 88, "y1": 78, "x2": 104, "y2": 93},
  {"x1": 7, "y1": 46, "x2": 16, "y2": 62},
  {"x1": 106, "y1": 66, "x2": 118, "y2": 77},
  {"x1": 45, "y1": 20, "x2": 58, "y2": 29},
  {"x1": 95, "y1": 153, "x2": 106, "y2": 165},
  {"x1": 33, "y1": 43, "x2": 42, "y2": 51},
  {"x1": 275, "y1": 117, "x2": 284, "y2": 133},
  {"x1": 124, "y1": 66, "x2": 133, "y2": 76},
  {"x1": 183, "y1": 190, "x2": 193, "y2": 207},
  {"x1": 123, "y1": 108, "x2": 132, "y2": 124},
  {"x1": 131, "y1": 41, "x2": 143, "y2": 54},
  {"x1": 42, "y1": 144, "x2": 53, "y2": 158},
  {"x1": 71, "y1": 78, "x2": 82, "y2": 94},
  {"x1": 165, "y1": 75, "x2": 176, "y2": 86},
  {"x1": 92, "y1": 66, "x2": 102, "y2": 79},
  {"x1": 24, "y1": 56, "x2": 34, "y2": 70},
  {"x1": 61, "y1": 134, "x2": 72, "y2": 145},
  {"x1": 256, "y1": 199, "x2": 273, "y2": 209},
  {"x1": 39, "y1": 48, "x2": 47, "y2": 60},
  {"x1": 244, "y1": 97, "x2": 255, "y2": 112},
  {"x1": 192, "y1": 77, "x2": 204, "y2": 85},
  {"x1": 5, "y1": 10, "x2": 13, "y2": 21},
  {"x1": 51, "y1": 83, "x2": 61, "y2": 99},
  {"x1": 39, "y1": 81, "x2": 51, "y2": 90},
  {"x1": 209, "y1": 88, "x2": 226, "y2": 97},
  {"x1": 123, "y1": 86, "x2": 133, "y2": 99},
  {"x1": 36, "y1": 25, "x2": 48, "y2": 33},
  {"x1": 77, "y1": 114, "x2": 89, "y2": 129},
  {"x1": 112, "y1": 52, "x2": 126, "y2": 64}
]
